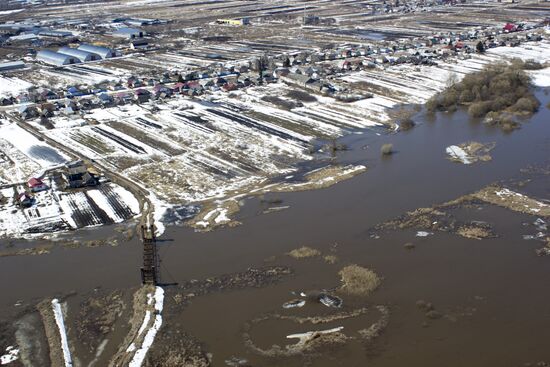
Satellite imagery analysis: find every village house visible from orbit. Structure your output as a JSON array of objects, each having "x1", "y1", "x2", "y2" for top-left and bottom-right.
[
  {"x1": 28, "y1": 177, "x2": 48, "y2": 192},
  {"x1": 134, "y1": 88, "x2": 152, "y2": 103},
  {"x1": 64, "y1": 160, "x2": 97, "y2": 188},
  {"x1": 18, "y1": 192, "x2": 33, "y2": 208}
]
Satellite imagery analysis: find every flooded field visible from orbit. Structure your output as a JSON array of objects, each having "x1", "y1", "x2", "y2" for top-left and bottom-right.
[{"x1": 1, "y1": 88, "x2": 550, "y2": 366}]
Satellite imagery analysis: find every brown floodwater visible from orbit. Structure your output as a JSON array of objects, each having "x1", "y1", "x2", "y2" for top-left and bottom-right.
[{"x1": 1, "y1": 89, "x2": 550, "y2": 366}]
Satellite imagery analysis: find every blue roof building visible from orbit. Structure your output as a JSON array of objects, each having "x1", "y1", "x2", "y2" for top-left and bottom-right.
[{"x1": 36, "y1": 50, "x2": 81, "y2": 66}]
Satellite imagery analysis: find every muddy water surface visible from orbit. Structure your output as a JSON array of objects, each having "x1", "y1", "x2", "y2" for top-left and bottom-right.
[{"x1": 1, "y1": 91, "x2": 550, "y2": 366}]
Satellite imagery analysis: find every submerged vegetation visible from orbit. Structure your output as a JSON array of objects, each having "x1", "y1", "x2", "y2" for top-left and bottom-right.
[
  {"x1": 380, "y1": 144, "x2": 394, "y2": 156},
  {"x1": 287, "y1": 246, "x2": 321, "y2": 259},
  {"x1": 338, "y1": 265, "x2": 381, "y2": 296},
  {"x1": 426, "y1": 59, "x2": 541, "y2": 130}
]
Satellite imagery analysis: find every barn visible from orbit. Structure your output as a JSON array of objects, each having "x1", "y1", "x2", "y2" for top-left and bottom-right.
[
  {"x1": 58, "y1": 47, "x2": 101, "y2": 62},
  {"x1": 77, "y1": 44, "x2": 115, "y2": 59},
  {"x1": 36, "y1": 50, "x2": 81, "y2": 66}
]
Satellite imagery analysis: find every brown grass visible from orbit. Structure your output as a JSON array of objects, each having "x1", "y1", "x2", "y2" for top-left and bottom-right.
[
  {"x1": 287, "y1": 246, "x2": 321, "y2": 259},
  {"x1": 338, "y1": 264, "x2": 381, "y2": 296}
]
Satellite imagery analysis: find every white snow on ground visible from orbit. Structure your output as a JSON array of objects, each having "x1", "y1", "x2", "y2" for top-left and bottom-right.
[
  {"x1": 495, "y1": 189, "x2": 549, "y2": 213},
  {"x1": 529, "y1": 67, "x2": 550, "y2": 87},
  {"x1": 87, "y1": 189, "x2": 125, "y2": 222},
  {"x1": 0, "y1": 9, "x2": 24, "y2": 15},
  {"x1": 446, "y1": 145, "x2": 471, "y2": 164},
  {"x1": 0, "y1": 346, "x2": 19, "y2": 365},
  {"x1": 0, "y1": 124, "x2": 69, "y2": 167},
  {"x1": 129, "y1": 287, "x2": 164, "y2": 367},
  {"x1": 51, "y1": 299, "x2": 73, "y2": 367},
  {"x1": 0, "y1": 76, "x2": 32, "y2": 98},
  {"x1": 0, "y1": 183, "x2": 140, "y2": 239},
  {"x1": 111, "y1": 185, "x2": 140, "y2": 215}
]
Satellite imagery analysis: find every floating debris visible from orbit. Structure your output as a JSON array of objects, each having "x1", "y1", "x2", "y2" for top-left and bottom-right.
[
  {"x1": 416, "y1": 231, "x2": 432, "y2": 237},
  {"x1": 225, "y1": 357, "x2": 250, "y2": 366},
  {"x1": 534, "y1": 218, "x2": 547, "y2": 231},
  {"x1": 318, "y1": 293, "x2": 343, "y2": 308},
  {"x1": 282, "y1": 299, "x2": 306, "y2": 309},
  {"x1": 286, "y1": 326, "x2": 344, "y2": 343}
]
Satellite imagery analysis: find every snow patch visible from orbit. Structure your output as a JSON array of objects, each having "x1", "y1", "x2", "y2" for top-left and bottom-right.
[
  {"x1": 446, "y1": 145, "x2": 471, "y2": 164},
  {"x1": 1, "y1": 346, "x2": 19, "y2": 365},
  {"x1": 51, "y1": 299, "x2": 73, "y2": 367}
]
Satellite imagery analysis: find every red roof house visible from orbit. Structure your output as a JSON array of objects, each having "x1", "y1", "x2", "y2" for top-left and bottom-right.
[
  {"x1": 503, "y1": 23, "x2": 517, "y2": 32},
  {"x1": 28, "y1": 177, "x2": 48, "y2": 192}
]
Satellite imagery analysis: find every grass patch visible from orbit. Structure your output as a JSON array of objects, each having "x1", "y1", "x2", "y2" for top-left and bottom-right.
[
  {"x1": 426, "y1": 59, "x2": 540, "y2": 129},
  {"x1": 287, "y1": 246, "x2": 321, "y2": 259},
  {"x1": 338, "y1": 265, "x2": 381, "y2": 296}
]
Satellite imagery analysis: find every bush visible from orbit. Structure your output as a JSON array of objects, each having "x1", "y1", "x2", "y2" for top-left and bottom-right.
[
  {"x1": 380, "y1": 143, "x2": 393, "y2": 155},
  {"x1": 459, "y1": 89, "x2": 474, "y2": 103},
  {"x1": 511, "y1": 96, "x2": 540, "y2": 113},
  {"x1": 425, "y1": 97, "x2": 439, "y2": 113},
  {"x1": 400, "y1": 118, "x2": 415, "y2": 130},
  {"x1": 468, "y1": 101, "x2": 491, "y2": 118},
  {"x1": 429, "y1": 61, "x2": 539, "y2": 122}
]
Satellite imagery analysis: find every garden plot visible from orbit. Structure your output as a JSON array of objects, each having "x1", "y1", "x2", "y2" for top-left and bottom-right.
[
  {"x1": 0, "y1": 138, "x2": 41, "y2": 185},
  {"x1": 337, "y1": 53, "x2": 511, "y2": 105},
  {"x1": 0, "y1": 123, "x2": 69, "y2": 184},
  {"x1": 487, "y1": 41, "x2": 550, "y2": 63},
  {"x1": 0, "y1": 182, "x2": 139, "y2": 239},
  {"x1": 232, "y1": 83, "x2": 387, "y2": 136},
  {"x1": 41, "y1": 98, "x2": 316, "y2": 208},
  {"x1": 0, "y1": 76, "x2": 33, "y2": 98}
]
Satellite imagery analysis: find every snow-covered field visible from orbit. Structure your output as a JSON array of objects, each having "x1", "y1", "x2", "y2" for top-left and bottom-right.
[
  {"x1": 0, "y1": 76, "x2": 33, "y2": 98},
  {"x1": 340, "y1": 40, "x2": 550, "y2": 105},
  {"x1": 0, "y1": 181, "x2": 139, "y2": 239},
  {"x1": 0, "y1": 123, "x2": 69, "y2": 185}
]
